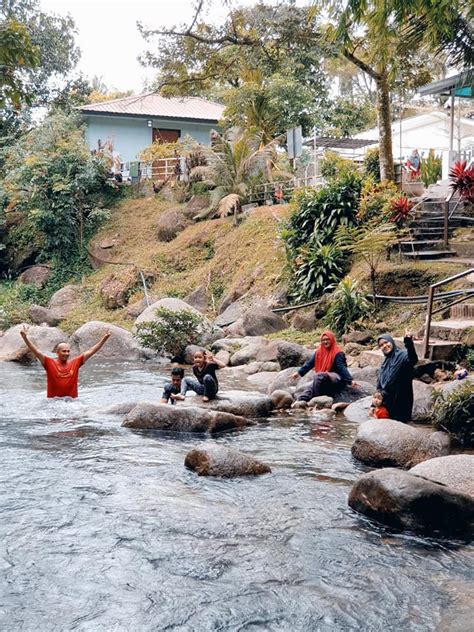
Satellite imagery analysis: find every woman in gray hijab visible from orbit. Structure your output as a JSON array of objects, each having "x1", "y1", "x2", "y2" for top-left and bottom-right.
[{"x1": 377, "y1": 333, "x2": 418, "y2": 422}]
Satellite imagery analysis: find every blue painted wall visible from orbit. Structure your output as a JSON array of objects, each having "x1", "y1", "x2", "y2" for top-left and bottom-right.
[{"x1": 83, "y1": 115, "x2": 216, "y2": 162}]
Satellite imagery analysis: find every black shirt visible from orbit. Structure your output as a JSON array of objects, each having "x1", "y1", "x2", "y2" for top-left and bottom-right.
[{"x1": 193, "y1": 362, "x2": 219, "y2": 387}]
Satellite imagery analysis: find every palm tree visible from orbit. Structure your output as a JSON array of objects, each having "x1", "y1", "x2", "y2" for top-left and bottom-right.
[
  {"x1": 330, "y1": 0, "x2": 473, "y2": 181},
  {"x1": 191, "y1": 129, "x2": 280, "y2": 221}
]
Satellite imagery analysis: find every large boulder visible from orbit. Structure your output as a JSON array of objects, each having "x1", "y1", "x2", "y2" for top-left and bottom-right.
[
  {"x1": 156, "y1": 209, "x2": 189, "y2": 242},
  {"x1": 0, "y1": 324, "x2": 69, "y2": 363},
  {"x1": 350, "y1": 366, "x2": 379, "y2": 386},
  {"x1": 48, "y1": 285, "x2": 82, "y2": 320},
  {"x1": 184, "y1": 285, "x2": 208, "y2": 313},
  {"x1": 28, "y1": 304, "x2": 60, "y2": 327},
  {"x1": 246, "y1": 371, "x2": 279, "y2": 391},
  {"x1": 240, "y1": 305, "x2": 287, "y2": 336},
  {"x1": 342, "y1": 331, "x2": 372, "y2": 345},
  {"x1": 88, "y1": 234, "x2": 121, "y2": 269},
  {"x1": 70, "y1": 321, "x2": 151, "y2": 361},
  {"x1": 122, "y1": 402, "x2": 251, "y2": 434},
  {"x1": 276, "y1": 341, "x2": 312, "y2": 370},
  {"x1": 348, "y1": 468, "x2": 474, "y2": 536},
  {"x1": 351, "y1": 419, "x2": 451, "y2": 468},
  {"x1": 99, "y1": 265, "x2": 139, "y2": 309},
  {"x1": 184, "y1": 195, "x2": 210, "y2": 218},
  {"x1": 134, "y1": 297, "x2": 220, "y2": 345},
  {"x1": 291, "y1": 311, "x2": 316, "y2": 332},
  {"x1": 18, "y1": 265, "x2": 51, "y2": 288},
  {"x1": 183, "y1": 390, "x2": 273, "y2": 418},
  {"x1": 410, "y1": 454, "x2": 474, "y2": 498},
  {"x1": 214, "y1": 301, "x2": 245, "y2": 327},
  {"x1": 270, "y1": 389, "x2": 294, "y2": 409},
  {"x1": 125, "y1": 295, "x2": 159, "y2": 319},
  {"x1": 267, "y1": 367, "x2": 311, "y2": 395},
  {"x1": 333, "y1": 381, "x2": 374, "y2": 404},
  {"x1": 184, "y1": 443, "x2": 271, "y2": 477}
]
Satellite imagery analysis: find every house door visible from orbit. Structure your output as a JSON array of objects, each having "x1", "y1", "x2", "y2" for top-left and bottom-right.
[{"x1": 152, "y1": 128, "x2": 181, "y2": 144}]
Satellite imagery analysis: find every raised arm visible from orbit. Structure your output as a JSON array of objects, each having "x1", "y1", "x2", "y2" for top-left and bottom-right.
[
  {"x1": 83, "y1": 330, "x2": 111, "y2": 362},
  {"x1": 206, "y1": 352, "x2": 226, "y2": 369},
  {"x1": 20, "y1": 325, "x2": 45, "y2": 365},
  {"x1": 404, "y1": 334, "x2": 418, "y2": 367}
]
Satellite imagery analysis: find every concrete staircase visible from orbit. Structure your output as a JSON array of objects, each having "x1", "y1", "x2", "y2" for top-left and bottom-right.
[
  {"x1": 399, "y1": 182, "x2": 474, "y2": 261},
  {"x1": 360, "y1": 303, "x2": 474, "y2": 366}
]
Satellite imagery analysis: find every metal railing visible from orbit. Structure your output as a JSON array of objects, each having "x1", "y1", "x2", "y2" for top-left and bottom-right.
[
  {"x1": 422, "y1": 267, "x2": 474, "y2": 358},
  {"x1": 249, "y1": 175, "x2": 324, "y2": 204}
]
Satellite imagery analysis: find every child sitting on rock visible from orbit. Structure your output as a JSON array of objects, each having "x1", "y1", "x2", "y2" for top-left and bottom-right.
[
  {"x1": 174, "y1": 350, "x2": 226, "y2": 403},
  {"x1": 369, "y1": 390, "x2": 390, "y2": 419},
  {"x1": 161, "y1": 367, "x2": 185, "y2": 404}
]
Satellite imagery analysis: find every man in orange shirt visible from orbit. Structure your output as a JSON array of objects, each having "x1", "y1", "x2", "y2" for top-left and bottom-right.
[{"x1": 20, "y1": 325, "x2": 111, "y2": 398}]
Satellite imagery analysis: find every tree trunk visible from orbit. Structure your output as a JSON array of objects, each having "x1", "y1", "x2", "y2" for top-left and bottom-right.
[{"x1": 375, "y1": 75, "x2": 395, "y2": 182}]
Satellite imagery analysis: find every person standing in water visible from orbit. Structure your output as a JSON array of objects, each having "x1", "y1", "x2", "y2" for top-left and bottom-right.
[{"x1": 20, "y1": 324, "x2": 111, "y2": 398}]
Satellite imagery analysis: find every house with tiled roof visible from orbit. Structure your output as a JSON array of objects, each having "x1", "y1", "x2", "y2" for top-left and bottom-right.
[{"x1": 79, "y1": 93, "x2": 225, "y2": 162}]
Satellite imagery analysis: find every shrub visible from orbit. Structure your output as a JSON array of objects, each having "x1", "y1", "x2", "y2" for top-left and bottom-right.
[
  {"x1": 433, "y1": 382, "x2": 474, "y2": 446},
  {"x1": 389, "y1": 195, "x2": 414, "y2": 227},
  {"x1": 291, "y1": 241, "x2": 345, "y2": 302},
  {"x1": 283, "y1": 171, "x2": 363, "y2": 302},
  {"x1": 320, "y1": 150, "x2": 358, "y2": 181},
  {"x1": 420, "y1": 149, "x2": 441, "y2": 187},
  {"x1": 449, "y1": 160, "x2": 474, "y2": 202},
  {"x1": 324, "y1": 277, "x2": 372, "y2": 336},
  {"x1": 134, "y1": 307, "x2": 205, "y2": 360},
  {"x1": 363, "y1": 147, "x2": 380, "y2": 181},
  {"x1": 357, "y1": 178, "x2": 398, "y2": 224}
]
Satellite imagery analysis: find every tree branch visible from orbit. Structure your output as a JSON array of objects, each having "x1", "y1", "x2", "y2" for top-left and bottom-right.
[{"x1": 342, "y1": 48, "x2": 381, "y2": 81}]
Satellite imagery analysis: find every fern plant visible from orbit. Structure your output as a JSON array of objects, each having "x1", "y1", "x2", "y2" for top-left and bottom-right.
[
  {"x1": 433, "y1": 382, "x2": 474, "y2": 446},
  {"x1": 324, "y1": 277, "x2": 372, "y2": 336}
]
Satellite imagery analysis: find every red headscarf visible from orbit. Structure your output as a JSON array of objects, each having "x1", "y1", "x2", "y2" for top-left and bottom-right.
[{"x1": 314, "y1": 331, "x2": 343, "y2": 373}]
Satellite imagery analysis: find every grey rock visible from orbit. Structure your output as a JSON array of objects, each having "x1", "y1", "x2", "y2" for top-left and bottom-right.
[
  {"x1": 276, "y1": 341, "x2": 312, "y2": 369},
  {"x1": 410, "y1": 454, "x2": 474, "y2": 498},
  {"x1": 18, "y1": 265, "x2": 51, "y2": 288},
  {"x1": 183, "y1": 389, "x2": 272, "y2": 418},
  {"x1": 344, "y1": 342, "x2": 365, "y2": 356},
  {"x1": 240, "y1": 305, "x2": 287, "y2": 336},
  {"x1": 352, "y1": 419, "x2": 451, "y2": 468},
  {"x1": 0, "y1": 324, "x2": 70, "y2": 363},
  {"x1": 48, "y1": 285, "x2": 82, "y2": 320},
  {"x1": 308, "y1": 395, "x2": 334, "y2": 409},
  {"x1": 185, "y1": 443, "x2": 271, "y2": 477},
  {"x1": 214, "y1": 300, "x2": 245, "y2": 327},
  {"x1": 350, "y1": 366, "x2": 379, "y2": 386},
  {"x1": 28, "y1": 304, "x2": 60, "y2": 327},
  {"x1": 246, "y1": 371, "x2": 278, "y2": 391},
  {"x1": 333, "y1": 381, "x2": 374, "y2": 405},
  {"x1": 122, "y1": 402, "x2": 251, "y2": 434},
  {"x1": 71, "y1": 321, "x2": 151, "y2": 361},
  {"x1": 214, "y1": 349, "x2": 231, "y2": 366},
  {"x1": 412, "y1": 380, "x2": 435, "y2": 422},
  {"x1": 184, "y1": 195, "x2": 210, "y2": 218},
  {"x1": 291, "y1": 311, "x2": 316, "y2": 332},
  {"x1": 184, "y1": 285, "x2": 208, "y2": 313},
  {"x1": 156, "y1": 209, "x2": 189, "y2": 242},
  {"x1": 342, "y1": 331, "x2": 372, "y2": 345},
  {"x1": 348, "y1": 468, "x2": 474, "y2": 535},
  {"x1": 267, "y1": 367, "x2": 312, "y2": 395},
  {"x1": 270, "y1": 389, "x2": 294, "y2": 409}
]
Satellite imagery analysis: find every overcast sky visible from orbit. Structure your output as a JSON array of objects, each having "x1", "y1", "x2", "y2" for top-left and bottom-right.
[{"x1": 40, "y1": 0, "x2": 259, "y2": 93}]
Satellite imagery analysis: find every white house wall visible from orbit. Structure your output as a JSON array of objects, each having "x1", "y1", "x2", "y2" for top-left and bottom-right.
[{"x1": 84, "y1": 115, "x2": 217, "y2": 162}]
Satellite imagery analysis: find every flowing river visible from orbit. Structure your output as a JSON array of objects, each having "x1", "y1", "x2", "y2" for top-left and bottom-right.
[{"x1": 0, "y1": 360, "x2": 472, "y2": 631}]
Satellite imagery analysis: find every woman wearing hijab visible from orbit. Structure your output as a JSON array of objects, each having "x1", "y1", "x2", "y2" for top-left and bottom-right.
[
  {"x1": 377, "y1": 333, "x2": 418, "y2": 422},
  {"x1": 291, "y1": 331, "x2": 356, "y2": 402}
]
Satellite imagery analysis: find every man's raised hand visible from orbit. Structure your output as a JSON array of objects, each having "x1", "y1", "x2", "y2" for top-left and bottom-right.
[{"x1": 20, "y1": 324, "x2": 29, "y2": 340}]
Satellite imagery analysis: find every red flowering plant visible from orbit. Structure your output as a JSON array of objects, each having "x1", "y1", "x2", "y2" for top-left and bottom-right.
[
  {"x1": 449, "y1": 160, "x2": 474, "y2": 203},
  {"x1": 389, "y1": 195, "x2": 414, "y2": 227}
]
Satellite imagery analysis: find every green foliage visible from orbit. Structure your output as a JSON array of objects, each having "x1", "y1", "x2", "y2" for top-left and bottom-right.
[
  {"x1": 283, "y1": 171, "x2": 363, "y2": 301},
  {"x1": 364, "y1": 147, "x2": 380, "y2": 181},
  {"x1": 324, "y1": 277, "x2": 372, "y2": 336},
  {"x1": 319, "y1": 96, "x2": 376, "y2": 138},
  {"x1": 420, "y1": 149, "x2": 442, "y2": 187},
  {"x1": 134, "y1": 307, "x2": 205, "y2": 360},
  {"x1": 0, "y1": 113, "x2": 118, "y2": 268},
  {"x1": 0, "y1": 18, "x2": 39, "y2": 108},
  {"x1": 357, "y1": 178, "x2": 398, "y2": 223},
  {"x1": 433, "y1": 382, "x2": 474, "y2": 446},
  {"x1": 320, "y1": 151, "x2": 359, "y2": 181},
  {"x1": 336, "y1": 221, "x2": 398, "y2": 298}
]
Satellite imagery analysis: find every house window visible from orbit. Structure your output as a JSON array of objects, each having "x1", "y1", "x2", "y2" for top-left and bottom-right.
[{"x1": 152, "y1": 128, "x2": 181, "y2": 144}]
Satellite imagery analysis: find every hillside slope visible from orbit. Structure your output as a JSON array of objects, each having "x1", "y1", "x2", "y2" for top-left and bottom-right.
[{"x1": 61, "y1": 196, "x2": 292, "y2": 332}]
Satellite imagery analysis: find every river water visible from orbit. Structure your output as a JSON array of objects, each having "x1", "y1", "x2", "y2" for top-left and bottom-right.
[{"x1": 0, "y1": 360, "x2": 472, "y2": 631}]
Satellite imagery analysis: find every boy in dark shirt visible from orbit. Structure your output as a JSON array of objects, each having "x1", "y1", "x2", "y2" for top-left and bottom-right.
[
  {"x1": 175, "y1": 350, "x2": 225, "y2": 402},
  {"x1": 160, "y1": 367, "x2": 185, "y2": 404}
]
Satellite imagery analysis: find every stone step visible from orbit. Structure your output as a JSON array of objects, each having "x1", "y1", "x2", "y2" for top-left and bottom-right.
[
  {"x1": 450, "y1": 303, "x2": 474, "y2": 319},
  {"x1": 430, "y1": 319, "x2": 474, "y2": 341},
  {"x1": 402, "y1": 250, "x2": 457, "y2": 260},
  {"x1": 360, "y1": 337, "x2": 462, "y2": 365},
  {"x1": 399, "y1": 240, "x2": 444, "y2": 252}
]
